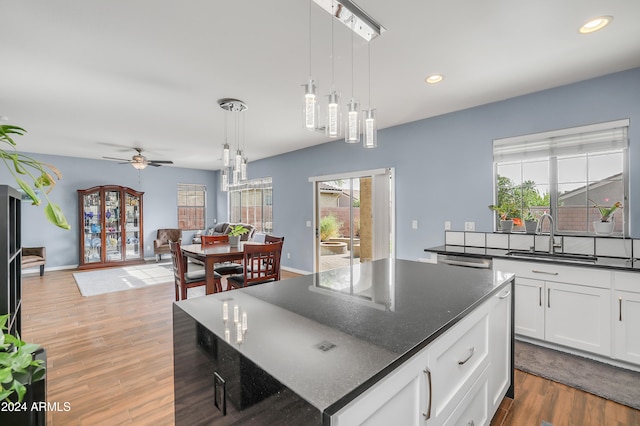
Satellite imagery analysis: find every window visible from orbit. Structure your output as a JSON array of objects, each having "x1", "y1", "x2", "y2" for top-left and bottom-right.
[
  {"x1": 177, "y1": 183, "x2": 206, "y2": 230},
  {"x1": 228, "y1": 178, "x2": 273, "y2": 233},
  {"x1": 493, "y1": 120, "x2": 629, "y2": 235}
]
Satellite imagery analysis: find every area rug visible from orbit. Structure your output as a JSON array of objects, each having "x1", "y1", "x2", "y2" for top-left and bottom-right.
[
  {"x1": 515, "y1": 340, "x2": 640, "y2": 410},
  {"x1": 73, "y1": 262, "x2": 174, "y2": 296}
]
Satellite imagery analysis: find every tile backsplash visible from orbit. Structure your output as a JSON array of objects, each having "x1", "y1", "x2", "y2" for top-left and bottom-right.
[{"x1": 444, "y1": 231, "x2": 637, "y2": 259}]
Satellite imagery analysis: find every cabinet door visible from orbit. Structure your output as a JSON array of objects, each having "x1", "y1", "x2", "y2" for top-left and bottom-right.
[
  {"x1": 82, "y1": 190, "x2": 102, "y2": 265},
  {"x1": 514, "y1": 277, "x2": 545, "y2": 339},
  {"x1": 104, "y1": 190, "x2": 123, "y2": 262},
  {"x1": 545, "y1": 281, "x2": 611, "y2": 356},
  {"x1": 614, "y1": 291, "x2": 640, "y2": 364},
  {"x1": 488, "y1": 287, "x2": 511, "y2": 418},
  {"x1": 124, "y1": 192, "x2": 142, "y2": 260},
  {"x1": 331, "y1": 350, "x2": 427, "y2": 426}
]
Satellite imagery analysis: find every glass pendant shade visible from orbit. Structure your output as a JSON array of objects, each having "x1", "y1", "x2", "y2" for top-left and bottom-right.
[
  {"x1": 363, "y1": 108, "x2": 377, "y2": 148},
  {"x1": 327, "y1": 91, "x2": 342, "y2": 138},
  {"x1": 345, "y1": 100, "x2": 360, "y2": 143},
  {"x1": 222, "y1": 143, "x2": 230, "y2": 167},
  {"x1": 221, "y1": 169, "x2": 229, "y2": 192},
  {"x1": 132, "y1": 162, "x2": 147, "y2": 170},
  {"x1": 240, "y1": 157, "x2": 247, "y2": 181},
  {"x1": 303, "y1": 80, "x2": 318, "y2": 130},
  {"x1": 232, "y1": 168, "x2": 239, "y2": 185},
  {"x1": 235, "y1": 149, "x2": 242, "y2": 170}
]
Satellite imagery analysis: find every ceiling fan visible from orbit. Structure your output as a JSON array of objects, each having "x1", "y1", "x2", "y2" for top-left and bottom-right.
[{"x1": 102, "y1": 148, "x2": 173, "y2": 170}]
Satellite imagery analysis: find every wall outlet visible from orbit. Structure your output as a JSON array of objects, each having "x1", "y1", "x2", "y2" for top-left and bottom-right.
[
  {"x1": 444, "y1": 221, "x2": 451, "y2": 230},
  {"x1": 412, "y1": 220, "x2": 418, "y2": 229},
  {"x1": 465, "y1": 221, "x2": 475, "y2": 231},
  {"x1": 287, "y1": 252, "x2": 291, "y2": 259},
  {"x1": 306, "y1": 220, "x2": 311, "y2": 227}
]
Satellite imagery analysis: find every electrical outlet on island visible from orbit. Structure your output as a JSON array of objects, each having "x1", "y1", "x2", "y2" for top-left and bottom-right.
[{"x1": 464, "y1": 221, "x2": 475, "y2": 231}]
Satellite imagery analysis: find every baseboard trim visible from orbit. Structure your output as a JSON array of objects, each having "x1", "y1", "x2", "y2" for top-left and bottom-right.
[{"x1": 282, "y1": 265, "x2": 312, "y2": 275}]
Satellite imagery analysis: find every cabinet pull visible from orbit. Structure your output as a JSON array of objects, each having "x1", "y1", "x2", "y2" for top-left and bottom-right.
[
  {"x1": 213, "y1": 372, "x2": 227, "y2": 416},
  {"x1": 548, "y1": 288, "x2": 551, "y2": 308},
  {"x1": 422, "y1": 368, "x2": 432, "y2": 420},
  {"x1": 532, "y1": 269, "x2": 559, "y2": 275},
  {"x1": 498, "y1": 290, "x2": 511, "y2": 299},
  {"x1": 539, "y1": 286, "x2": 542, "y2": 307},
  {"x1": 619, "y1": 297, "x2": 623, "y2": 322},
  {"x1": 458, "y1": 347, "x2": 476, "y2": 365}
]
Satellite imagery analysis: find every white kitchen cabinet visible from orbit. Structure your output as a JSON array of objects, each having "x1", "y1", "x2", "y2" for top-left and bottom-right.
[
  {"x1": 332, "y1": 286, "x2": 512, "y2": 426},
  {"x1": 613, "y1": 271, "x2": 640, "y2": 364},
  {"x1": 493, "y1": 259, "x2": 611, "y2": 357}
]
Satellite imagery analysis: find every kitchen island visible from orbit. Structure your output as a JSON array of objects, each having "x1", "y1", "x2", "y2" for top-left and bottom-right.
[{"x1": 173, "y1": 258, "x2": 514, "y2": 425}]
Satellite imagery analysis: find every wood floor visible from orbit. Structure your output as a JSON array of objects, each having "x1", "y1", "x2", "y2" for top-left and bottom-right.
[{"x1": 21, "y1": 266, "x2": 640, "y2": 425}]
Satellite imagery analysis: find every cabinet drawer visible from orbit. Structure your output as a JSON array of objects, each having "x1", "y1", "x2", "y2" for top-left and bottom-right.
[
  {"x1": 494, "y1": 259, "x2": 610, "y2": 288},
  {"x1": 443, "y1": 366, "x2": 489, "y2": 426},
  {"x1": 428, "y1": 300, "x2": 490, "y2": 422},
  {"x1": 614, "y1": 271, "x2": 640, "y2": 293}
]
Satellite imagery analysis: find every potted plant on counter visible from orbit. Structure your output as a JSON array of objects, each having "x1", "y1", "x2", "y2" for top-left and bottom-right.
[
  {"x1": 524, "y1": 210, "x2": 539, "y2": 234},
  {"x1": 590, "y1": 199, "x2": 623, "y2": 235},
  {"x1": 488, "y1": 204, "x2": 519, "y2": 233},
  {"x1": 227, "y1": 225, "x2": 249, "y2": 247}
]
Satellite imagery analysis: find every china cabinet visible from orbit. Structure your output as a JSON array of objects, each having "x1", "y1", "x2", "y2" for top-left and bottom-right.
[
  {"x1": 78, "y1": 185, "x2": 144, "y2": 269},
  {"x1": 0, "y1": 185, "x2": 21, "y2": 336}
]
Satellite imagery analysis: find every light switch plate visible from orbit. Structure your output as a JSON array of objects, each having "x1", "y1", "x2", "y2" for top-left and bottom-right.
[
  {"x1": 444, "y1": 221, "x2": 451, "y2": 230},
  {"x1": 465, "y1": 221, "x2": 475, "y2": 231},
  {"x1": 412, "y1": 220, "x2": 418, "y2": 229}
]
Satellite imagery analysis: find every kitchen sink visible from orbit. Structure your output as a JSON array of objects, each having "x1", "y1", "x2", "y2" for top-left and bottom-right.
[{"x1": 505, "y1": 249, "x2": 598, "y2": 264}]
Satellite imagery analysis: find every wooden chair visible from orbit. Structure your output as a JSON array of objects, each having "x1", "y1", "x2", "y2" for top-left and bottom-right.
[
  {"x1": 227, "y1": 241, "x2": 283, "y2": 290},
  {"x1": 170, "y1": 241, "x2": 222, "y2": 300},
  {"x1": 264, "y1": 235, "x2": 284, "y2": 244},
  {"x1": 201, "y1": 234, "x2": 229, "y2": 245}
]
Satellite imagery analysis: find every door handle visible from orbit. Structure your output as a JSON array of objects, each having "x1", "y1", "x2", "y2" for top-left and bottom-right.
[{"x1": 422, "y1": 368, "x2": 432, "y2": 420}]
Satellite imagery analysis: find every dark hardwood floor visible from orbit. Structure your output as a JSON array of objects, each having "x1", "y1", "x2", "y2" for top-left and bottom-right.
[{"x1": 21, "y1": 266, "x2": 640, "y2": 425}]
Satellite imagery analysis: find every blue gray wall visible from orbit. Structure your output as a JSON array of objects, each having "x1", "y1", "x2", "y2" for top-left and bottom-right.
[
  {"x1": 0, "y1": 153, "x2": 217, "y2": 268},
  {"x1": 226, "y1": 67, "x2": 640, "y2": 272},
  {"x1": 4, "y1": 68, "x2": 638, "y2": 272}
]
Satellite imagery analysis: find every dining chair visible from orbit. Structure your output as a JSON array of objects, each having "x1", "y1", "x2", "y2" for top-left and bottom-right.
[
  {"x1": 201, "y1": 234, "x2": 229, "y2": 245},
  {"x1": 227, "y1": 241, "x2": 283, "y2": 290},
  {"x1": 264, "y1": 234, "x2": 285, "y2": 244},
  {"x1": 170, "y1": 241, "x2": 222, "y2": 300}
]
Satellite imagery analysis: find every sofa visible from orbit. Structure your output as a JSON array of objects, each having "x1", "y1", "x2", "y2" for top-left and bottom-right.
[
  {"x1": 192, "y1": 222, "x2": 230, "y2": 243},
  {"x1": 154, "y1": 228, "x2": 182, "y2": 261},
  {"x1": 22, "y1": 246, "x2": 46, "y2": 276}
]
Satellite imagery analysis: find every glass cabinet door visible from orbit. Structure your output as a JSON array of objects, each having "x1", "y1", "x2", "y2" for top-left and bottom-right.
[
  {"x1": 125, "y1": 192, "x2": 142, "y2": 260},
  {"x1": 104, "y1": 190, "x2": 123, "y2": 262},
  {"x1": 83, "y1": 191, "x2": 102, "y2": 264}
]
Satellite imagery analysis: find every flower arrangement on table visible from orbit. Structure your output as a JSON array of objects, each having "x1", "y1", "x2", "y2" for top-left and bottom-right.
[{"x1": 590, "y1": 199, "x2": 623, "y2": 222}]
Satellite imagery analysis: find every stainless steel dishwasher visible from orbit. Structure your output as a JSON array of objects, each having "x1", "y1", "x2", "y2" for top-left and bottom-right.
[{"x1": 437, "y1": 253, "x2": 492, "y2": 269}]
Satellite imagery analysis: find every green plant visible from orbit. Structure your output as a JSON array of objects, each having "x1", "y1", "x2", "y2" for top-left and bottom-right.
[
  {"x1": 319, "y1": 214, "x2": 342, "y2": 241},
  {"x1": 524, "y1": 210, "x2": 538, "y2": 222},
  {"x1": 0, "y1": 314, "x2": 45, "y2": 402},
  {"x1": 0, "y1": 125, "x2": 70, "y2": 230},
  {"x1": 590, "y1": 199, "x2": 623, "y2": 222},
  {"x1": 228, "y1": 225, "x2": 249, "y2": 237}
]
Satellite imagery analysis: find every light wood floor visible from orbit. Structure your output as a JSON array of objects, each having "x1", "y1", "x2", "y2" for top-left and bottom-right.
[{"x1": 22, "y1": 266, "x2": 640, "y2": 425}]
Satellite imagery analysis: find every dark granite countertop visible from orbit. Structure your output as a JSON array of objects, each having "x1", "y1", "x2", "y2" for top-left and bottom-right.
[
  {"x1": 174, "y1": 258, "x2": 513, "y2": 417},
  {"x1": 425, "y1": 245, "x2": 640, "y2": 271}
]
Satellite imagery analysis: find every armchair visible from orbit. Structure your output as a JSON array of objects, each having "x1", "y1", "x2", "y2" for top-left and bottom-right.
[
  {"x1": 154, "y1": 228, "x2": 182, "y2": 261},
  {"x1": 22, "y1": 246, "x2": 46, "y2": 276}
]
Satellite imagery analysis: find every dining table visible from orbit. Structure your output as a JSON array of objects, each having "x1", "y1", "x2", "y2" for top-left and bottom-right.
[{"x1": 180, "y1": 242, "x2": 247, "y2": 295}]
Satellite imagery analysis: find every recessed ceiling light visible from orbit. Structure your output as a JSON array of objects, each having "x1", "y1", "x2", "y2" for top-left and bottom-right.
[
  {"x1": 579, "y1": 16, "x2": 613, "y2": 34},
  {"x1": 425, "y1": 74, "x2": 444, "y2": 84}
]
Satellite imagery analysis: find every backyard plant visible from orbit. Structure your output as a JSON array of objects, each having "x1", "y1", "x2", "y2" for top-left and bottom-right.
[
  {"x1": 0, "y1": 124, "x2": 70, "y2": 230},
  {"x1": 0, "y1": 314, "x2": 45, "y2": 402},
  {"x1": 320, "y1": 214, "x2": 342, "y2": 241}
]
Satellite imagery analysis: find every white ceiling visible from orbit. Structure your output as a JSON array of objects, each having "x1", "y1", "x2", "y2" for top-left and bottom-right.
[{"x1": 2, "y1": 1, "x2": 639, "y2": 171}]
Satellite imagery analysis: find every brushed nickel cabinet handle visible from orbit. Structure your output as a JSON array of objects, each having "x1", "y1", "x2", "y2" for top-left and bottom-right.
[
  {"x1": 499, "y1": 290, "x2": 511, "y2": 299},
  {"x1": 458, "y1": 347, "x2": 476, "y2": 365},
  {"x1": 539, "y1": 286, "x2": 542, "y2": 306},
  {"x1": 532, "y1": 270, "x2": 559, "y2": 275},
  {"x1": 548, "y1": 288, "x2": 551, "y2": 308},
  {"x1": 619, "y1": 297, "x2": 623, "y2": 322},
  {"x1": 422, "y1": 368, "x2": 432, "y2": 420}
]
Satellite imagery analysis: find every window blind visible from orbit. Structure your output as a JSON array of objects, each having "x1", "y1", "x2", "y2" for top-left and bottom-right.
[{"x1": 493, "y1": 119, "x2": 629, "y2": 162}]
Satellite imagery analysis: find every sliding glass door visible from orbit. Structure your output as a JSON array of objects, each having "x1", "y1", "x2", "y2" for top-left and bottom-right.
[{"x1": 310, "y1": 168, "x2": 394, "y2": 273}]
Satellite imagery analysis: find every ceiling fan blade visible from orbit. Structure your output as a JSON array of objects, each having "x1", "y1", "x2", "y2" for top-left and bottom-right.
[
  {"x1": 147, "y1": 163, "x2": 163, "y2": 167},
  {"x1": 103, "y1": 156, "x2": 132, "y2": 162},
  {"x1": 148, "y1": 160, "x2": 173, "y2": 164}
]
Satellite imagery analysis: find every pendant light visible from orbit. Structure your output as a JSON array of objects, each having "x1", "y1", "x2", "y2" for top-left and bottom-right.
[
  {"x1": 345, "y1": 18, "x2": 360, "y2": 144},
  {"x1": 363, "y1": 42, "x2": 377, "y2": 148},
  {"x1": 218, "y1": 98, "x2": 248, "y2": 187},
  {"x1": 220, "y1": 168, "x2": 229, "y2": 192},
  {"x1": 303, "y1": 0, "x2": 318, "y2": 131},
  {"x1": 326, "y1": 0, "x2": 341, "y2": 138}
]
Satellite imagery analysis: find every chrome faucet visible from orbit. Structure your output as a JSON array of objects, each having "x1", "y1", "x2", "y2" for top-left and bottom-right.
[{"x1": 537, "y1": 212, "x2": 559, "y2": 254}]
